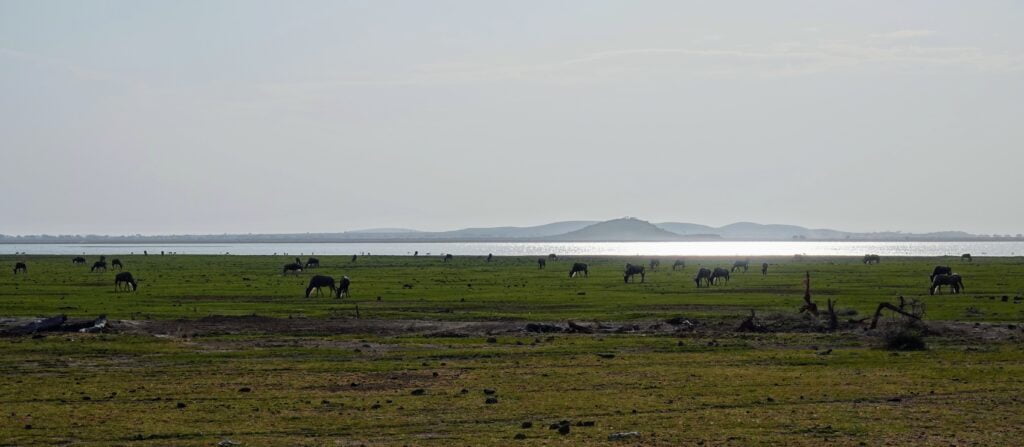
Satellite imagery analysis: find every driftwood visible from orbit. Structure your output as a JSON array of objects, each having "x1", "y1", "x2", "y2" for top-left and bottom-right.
[
  {"x1": 798, "y1": 271, "x2": 819, "y2": 316},
  {"x1": 870, "y1": 296, "x2": 924, "y2": 329},
  {"x1": 2, "y1": 315, "x2": 67, "y2": 336},
  {"x1": 737, "y1": 310, "x2": 767, "y2": 332},
  {"x1": 567, "y1": 321, "x2": 595, "y2": 334}
]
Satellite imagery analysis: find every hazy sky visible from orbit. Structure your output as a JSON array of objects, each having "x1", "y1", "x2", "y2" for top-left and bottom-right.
[{"x1": 2, "y1": 1, "x2": 1022, "y2": 235}]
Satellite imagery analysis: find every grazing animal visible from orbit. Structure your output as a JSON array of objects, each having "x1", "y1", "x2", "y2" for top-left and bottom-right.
[
  {"x1": 711, "y1": 267, "x2": 731, "y2": 285},
  {"x1": 569, "y1": 263, "x2": 588, "y2": 278},
  {"x1": 282, "y1": 263, "x2": 303, "y2": 274},
  {"x1": 487, "y1": 253, "x2": 493, "y2": 263},
  {"x1": 305, "y1": 275, "x2": 336, "y2": 297},
  {"x1": 91, "y1": 261, "x2": 107, "y2": 272},
  {"x1": 672, "y1": 260, "x2": 686, "y2": 270},
  {"x1": 537, "y1": 258, "x2": 546, "y2": 269},
  {"x1": 351, "y1": 254, "x2": 357, "y2": 262},
  {"x1": 114, "y1": 272, "x2": 138, "y2": 291},
  {"x1": 930, "y1": 274, "x2": 964, "y2": 295},
  {"x1": 624, "y1": 264, "x2": 645, "y2": 283},
  {"x1": 111, "y1": 259, "x2": 123, "y2": 271},
  {"x1": 694, "y1": 268, "x2": 712, "y2": 288},
  {"x1": 13, "y1": 262, "x2": 27, "y2": 274},
  {"x1": 930, "y1": 266, "x2": 953, "y2": 282},
  {"x1": 761, "y1": 262, "x2": 768, "y2": 276},
  {"x1": 304, "y1": 257, "x2": 320, "y2": 269},
  {"x1": 413, "y1": 251, "x2": 418, "y2": 257},
  {"x1": 731, "y1": 260, "x2": 749, "y2": 273},
  {"x1": 444, "y1": 254, "x2": 453, "y2": 262},
  {"x1": 72, "y1": 256, "x2": 86, "y2": 265},
  {"x1": 649, "y1": 259, "x2": 660, "y2": 271},
  {"x1": 863, "y1": 254, "x2": 881, "y2": 264},
  {"x1": 961, "y1": 253, "x2": 973, "y2": 262},
  {"x1": 548, "y1": 253, "x2": 557, "y2": 260},
  {"x1": 336, "y1": 276, "x2": 351, "y2": 299}
]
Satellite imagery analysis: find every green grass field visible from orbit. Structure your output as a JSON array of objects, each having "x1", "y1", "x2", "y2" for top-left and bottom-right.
[{"x1": 2, "y1": 254, "x2": 1023, "y2": 445}]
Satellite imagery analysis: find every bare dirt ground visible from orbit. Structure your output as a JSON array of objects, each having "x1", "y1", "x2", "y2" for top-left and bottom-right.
[{"x1": 3, "y1": 313, "x2": 1021, "y2": 342}]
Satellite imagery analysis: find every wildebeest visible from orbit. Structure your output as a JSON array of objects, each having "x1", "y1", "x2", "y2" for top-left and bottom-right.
[
  {"x1": 930, "y1": 266, "x2": 953, "y2": 282},
  {"x1": 304, "y1": 257, "x2": 320, "y2": 269},
  {"x1": 91, "y1": 261, "x2": 107, "y2": 272},
  {"x1": 672, "y1": 259, "x2": 686, "y2": 270},
  {"x1": 305, "y1": 275, "x2": 336, "y2": 297},
  {"x1": 72, "y1": 256, "x2": 86, "y2": 265},
  {"x1": 731, "y1": 260, "x2": 749, "y2": 273},
  {"x1": 111, "y1": 259, "x2": 123, "y2": 271},
  {"x1": 114, "y1": 272, "x2": 138, "y2": 291},
  {"x1": 336, "y1": 276, "x2": 351, "y2": 299},
  {"x1": 930, "y1": 274, "x2": 964, "y2": 295},
  {"x1": 961, "y1": 253, "x2": 973, "y2": 262},
  {"x1": 569, "y1": 263, "x2": 588, "y2": 278},
  {"x1": 649, "y1": 259, "x2": 660, "y2": 271},
  {"x1": 548, "y1": 253, "x2": 557, "y2": 260},
  {"x1": 351, "y1": 254, "x2": 357, "y2": 262},
  {"x1": 863, "y1": 254, "x2": 881, "y2": 264},
  {"x1": 13, "y1": 262, "x2": 27, "y2": 274},
  {"x1": 711, "y1": 267, "x2": 730, "y2": 285},
  {"x1": 624, "y1": 264, "x2": 645, "y2": 283},
  {"x1": 282, "y1": 263, "x2": 303, "y2": 274},
  {"x1": 487, "y1": 253, "x2": 493, "y2": 262},
  {"x1": 537, "y1": 258, "x2": 546, "y2": 269},
  {"x1": 694, "y1": 268, "x2": 712, "y2": 288},
  {"x1": 444, "y1": 254, "x2": 453, "y2": 262},
  {"x1": 761, "y1": 262, "x2": 769, "y2": 276}
]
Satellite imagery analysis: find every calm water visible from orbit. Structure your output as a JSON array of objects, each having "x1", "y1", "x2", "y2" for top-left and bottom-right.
[{"x1": 3, "y1": 241, "x2": 1023, "y2": 257}]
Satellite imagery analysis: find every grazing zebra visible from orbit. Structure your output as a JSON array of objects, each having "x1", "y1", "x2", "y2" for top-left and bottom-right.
[
  {"x1": 731, "y1": 260, "x2": 749, "y2": 273},
  {"x1": 672, "y1": 260, "x2": 686, "y2": 270},
  {"x1": 13, "y1": 262, "x2": 27, "y2": 274},
  {"x1": 930, "y1": 266, "x2": 953, "y2": 282},
  {"x1": 711, "y1": 267, "x2": 730, "y2": 285},
  {"x1": 305, "y1": 275, "x2": 336, "y2": 297},
  {"x1": 569, "y1": 263, "x2": 588, "y2": 278},
  {"x1": 930, "y1": 274, "x2": 964, "y2": 295},
  {"x1": 114, "y1": 272, "x2": 138, "y2": 291},
  {"x1": 694, "y1": 268, "x2": 712, "y2": 288},
  {"x1": 624, "y1": 264, "x2": 645, "y2": 283},
  {"x1": 336, "y1": 276, "x2": 351, "y2": 299}
]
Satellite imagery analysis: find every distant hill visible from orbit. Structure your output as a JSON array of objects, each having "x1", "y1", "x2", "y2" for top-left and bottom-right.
[
  {"x1": 346, "y1": 228, "x2": 423, "y2": 234},
  {"x1": 552, "y1": 218, "x2": 710, "y2": 241},
  {"x1": 1, "y1": 218, "x2": 1010, "y2": 243},
  {"x1": 434, "y1": 221, "x2": 598, "y2": 239}
]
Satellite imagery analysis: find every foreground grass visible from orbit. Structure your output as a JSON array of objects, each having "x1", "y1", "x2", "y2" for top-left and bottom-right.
[
  {"x1": 1, "y1": 254, "x2": 1023, "y2": 322},
  {"x1": 2, "y1": 254, "x2": 1024, "y2": 445},
  {"x1": 2, "y1": 332, "x2": 1023, "y2": 446}
]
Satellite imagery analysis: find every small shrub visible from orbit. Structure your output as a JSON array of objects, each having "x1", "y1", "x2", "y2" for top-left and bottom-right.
[{"x1": 882, "y1": 327, "x2": 927, "y2": 351}]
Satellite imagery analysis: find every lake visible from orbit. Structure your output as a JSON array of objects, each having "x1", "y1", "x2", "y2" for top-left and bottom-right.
[{"x1": 3, "y1": 241, "x2": 1023, "y2": 257}]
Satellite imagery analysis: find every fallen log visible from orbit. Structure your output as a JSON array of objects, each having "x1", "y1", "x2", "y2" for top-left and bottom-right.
[
  {"x1": 2, "y1": 315, "x2": 67, "y2": 336},
  {"x1": 565, "y1": 321, "x2": 598, "y2": 331}
]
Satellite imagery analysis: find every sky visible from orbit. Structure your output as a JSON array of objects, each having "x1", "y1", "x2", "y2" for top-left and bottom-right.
[{"x1": 1, "y1": 1, "x2": 1022, "y2": 236}]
